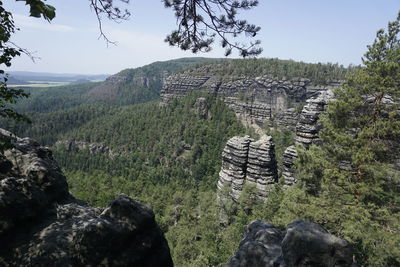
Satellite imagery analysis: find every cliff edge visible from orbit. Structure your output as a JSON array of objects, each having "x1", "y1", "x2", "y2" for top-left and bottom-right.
[{"x1": 0, "y1": 129, "x2": 173, "y2": 267}]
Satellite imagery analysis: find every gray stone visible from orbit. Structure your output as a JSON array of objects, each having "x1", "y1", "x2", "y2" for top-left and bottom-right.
[
  {"x1": 295, "y1": 89, "x2": 334, "y2": 147},
  {"x1": 217, "y1": 135, "x2": 278, "y2": 202},
  {"x1": 282, "y1": 145, "x2": 298, "y2": 189},
  {"x1": 193, "y1": 97, "x2": 211, "y2": 119},
  {"x1": 161, "y1": 74, "x2": 312, "y2": 127},
  {"x1": 228, "y1": 219, "x2": 354, "y2": 267},
  {"x1": 0, "y1": 129, "x2": 173, "y2": 267}
]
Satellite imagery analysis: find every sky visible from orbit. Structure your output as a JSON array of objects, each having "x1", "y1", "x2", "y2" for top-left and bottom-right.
[{"x1": 4, "y1": 0, "x2": 400, "y2": 75}]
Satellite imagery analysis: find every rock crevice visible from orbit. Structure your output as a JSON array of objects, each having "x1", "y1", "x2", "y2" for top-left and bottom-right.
[
  {"x1": 228, "y1": 219, "x2": 354, "y2": 267},
  {"x1": 0, "y1": 129, "x2": 173, "y2": 267},
  {"x1": 217, "y1": 135, "x2": 278, "y2": 201}
]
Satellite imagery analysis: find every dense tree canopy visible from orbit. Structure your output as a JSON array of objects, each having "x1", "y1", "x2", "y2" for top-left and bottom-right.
[{"x1": 273, "y1": 13, "x2": 400, "y2": 266}]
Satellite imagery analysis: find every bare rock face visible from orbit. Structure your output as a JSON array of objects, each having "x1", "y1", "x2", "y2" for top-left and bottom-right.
[
  {"x1": 228, "y1": 220, "x2": 354, "y2": 267},
  {"x1": 282, "y1": 145, "x2": 298, "y2": 189},
  {"x1": 217, "y1": 135, "x2": 278, "y2": 202},
  {"x1": 295, "y1": 89, "x2": 334, "y2": 147},
  {"x1": 193, "y1": 97, "x2": 211, "y2": 119},
  {"x1": 55, "y1": 140, "x2": 118, "y2": 158},
  {"x1": 218, "y1": 136, "x2": 252, "y2": 201},
  {"x1": 247, "y1": 136, "x2": 278, "y2": 198},
  {"x1": 162, "y1": 74, "x2": 310, "y2": 127},
  {"x1": 0, "y1": 129, "x2": 173, "y2": 267}
]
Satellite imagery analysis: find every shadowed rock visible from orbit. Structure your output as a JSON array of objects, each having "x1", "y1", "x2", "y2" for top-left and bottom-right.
[
  {"x1": 228, "y1": 220, "x2": 353, "y2": 267},
  {"x1": 0, "y1": 129, "x2": 173, "y2": 267},
  {"x1": 282, "y1": 145, "x2": 298, "y2": 189}
]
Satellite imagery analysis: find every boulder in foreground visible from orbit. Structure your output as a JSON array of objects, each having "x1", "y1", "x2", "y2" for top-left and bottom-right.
[
  {"x1": 0, "y1": 129, "x2": 173, "y2": 267},
  {"x1": 228, "y1": 219, "x2": 353, "y2": 267}
]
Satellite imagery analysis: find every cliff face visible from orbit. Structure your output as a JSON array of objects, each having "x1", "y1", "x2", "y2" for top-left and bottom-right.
[
  {"x1": 162, "y1": 74, "x2": 314, "y2": 126},
  {"x1": 295, "y1": 89, "x2": 334, "y2": 147},
  {"x1": 161, "y1": 73, "x2": 338, "y2": 127},
  {"x1": 0, "y1": 129, "x2": 173, "y2": 267},
  {"x1": 279, "y1": 89, "x2": 335, "y2": 187},
  {"x1": 217, "y1": 135, "x2": 278, "y2": 202},
  {"x1": 228, "y1": 220, "x2": 353, "y2": 267},
  {"x1": 282, "y1": 145, "x2": 298, "y2": 189}
]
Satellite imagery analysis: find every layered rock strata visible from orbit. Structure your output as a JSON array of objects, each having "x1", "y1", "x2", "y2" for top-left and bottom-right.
[
  {"x1": 280, "y1": 90, "x2": 334, "y2": 189},
  {"x1": 0, "y1": 129, "x2": 173, "y2": 267},
  {"x1": 282, "y1": 145, "x2": 299, "y2": 189},
  {"x1": 218, "y1": 136, "x2": 252, "y2": 201},
  {"x1": 247, "y1": 136, "x2": 278, "y2": 198},
  {"x1": 228, "y1": 220, "x2": 353, "y2": 267},
  {"x1": 162, "y1": 74, "x2": 311, "y2": 126},
  {"x1": 217, "y1": 135, "x2": 278, "y2": 201},
  {"x1": 295, "y1": 89, "x2": 334, "y2": 147}
]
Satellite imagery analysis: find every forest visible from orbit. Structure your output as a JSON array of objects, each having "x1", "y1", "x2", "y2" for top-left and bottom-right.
[{"x1": 1, "y1": 17, "x2": 399, "y2": 265}]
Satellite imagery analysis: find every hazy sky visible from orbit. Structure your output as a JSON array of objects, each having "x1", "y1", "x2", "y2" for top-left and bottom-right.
[{"x1": 5, "y1": 0, "x2": 400, "y2": 75}]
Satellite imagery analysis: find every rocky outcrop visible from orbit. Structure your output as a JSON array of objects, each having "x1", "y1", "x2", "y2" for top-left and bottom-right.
[
  {"x1": 228, "y1": 220, "x2": 353, "y2": 267},
  {"x1": 279, "y1": 90, "x2": 334, "y2": 189},
  {"x1": 0, "y1": 129, "x2": 173, "y2": 267},
  {"x1": 274, "y1": 107, "x2": 300, "y2": 128},
  {"x1": 247, "y1": 136, "x2": 278, "y2": 198},
  {"x1": 295, "y1": 89, "x2": 334, "y2": 147},
  {"x1": 193, "y1": 97, "x2": 211, "y2": 119},
  {"x1": 55, "y1": 140, "x2": 118, "y2": 158},
  {"x1": 217, "y1": 135, "x2": 278, "y2": 201},
  {"x1": 282, "y1": 145, "x2": 298, "y2": 189},
  {"x1": 218, "y1": 136, "x2": 252, "y2": 201},
  {"x1": 162, "y1": 72, "x2": 342, "y2": 130},
  {"x1": 162, "y1": 74, "x2": 311, "y2": 127}
]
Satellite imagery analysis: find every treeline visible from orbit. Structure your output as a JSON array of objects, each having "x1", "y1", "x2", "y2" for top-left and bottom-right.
[
  {"x1": 65, "y1": 170, "x2": 268, "y2": 266},
  {"x1": 102, "y1": 57, "x2": 220, "y2": 105},
  {"x1": 52, "y1": 93, "x2": 247, "y2": 189},
  {"x1": 182, "y1": 58, "x2": 356, "y2": 85}
]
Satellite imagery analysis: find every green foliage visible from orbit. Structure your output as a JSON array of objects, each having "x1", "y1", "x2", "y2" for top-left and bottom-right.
[
  {"x1": 182, "y1": 58, "x2": 354, "y2": 85},
  {"x1": 265, "y1": 127, "x2": 294, "y2": 166},
  {"x1": 0, "y1": 0, "x2": 55, "y2": 121},
  {"x1": 269, "y1": 13, "x2": 400, "y2": 265},
  {"x1": 51, "y1": 93, "x2": 245, "y2": 190},
  {"x1": 66, "y1": 169, "x2": 242, "y2": 267},
  {"x1": 23, "y1": 0, "x2": 56, "y2": 21}
]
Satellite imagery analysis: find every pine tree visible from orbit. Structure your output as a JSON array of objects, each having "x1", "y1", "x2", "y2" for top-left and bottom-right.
[{"x1": 291, "y1": 12, "x2": 400, "y2": 265}]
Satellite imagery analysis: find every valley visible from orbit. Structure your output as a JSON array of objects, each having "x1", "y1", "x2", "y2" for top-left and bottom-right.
[{"x1": 1, "y1": 55, "x2": 399, "y2": 266}]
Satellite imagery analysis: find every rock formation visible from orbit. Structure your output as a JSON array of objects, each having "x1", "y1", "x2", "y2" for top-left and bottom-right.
[
  {"x1": 0, "y1": 129, "x2": 173, "y2": 267},
  {"x1": 282, "y1": 145, "x2": 298, "y2": 189},
  {"x1": 280, "y1": 89, "x2": 335, "y2": 189},
  {"x1": 55, "y1": 140, "x2": 118, "y2": 158},
  {"x1": 218, "y1": 136, "x2": 252, "y2": 201},
  {"x1": 217, "y1": 135, "x2": 278, "y2": 201},
  {"x1": 162, "y1": 74, "x2": 312, "y2": 127},
  {"x1": 295, "y1": 89, "x2": 334, "y2": 147},
  {"x1": 193, "y1": 97, "x2": 211, "y2": 119},
  {"x1": 228, "y1": 219, "x2": 354, "y2": 267}
]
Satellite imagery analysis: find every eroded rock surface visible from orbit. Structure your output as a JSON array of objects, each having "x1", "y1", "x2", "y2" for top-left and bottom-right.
[
  {"x1": 162, "y1": 74, "x2": 311, "y2": 126},
  {"x1": 228, "y1": 220, "x2": 353, "y2": 267},
  {"x1": 0, "y1": 129, "x2": 173, "y2": 267},
  {"x1": 282, "y1": 145, "x2": 298, "y2": 189},
  {"x1": 295, "y1": 89, "x2": 334, "y2": 147},
  {"x1": 217, "y1": 135, "x2": 278, "y2": 201}
]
